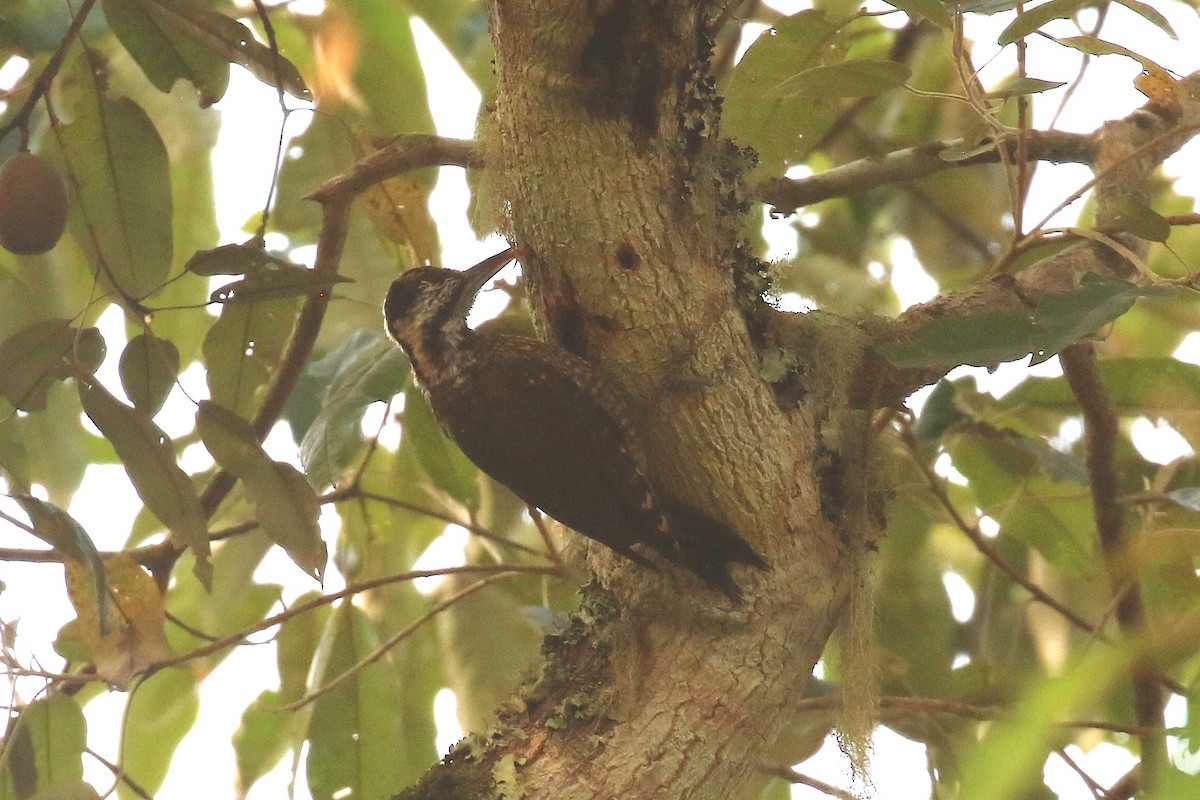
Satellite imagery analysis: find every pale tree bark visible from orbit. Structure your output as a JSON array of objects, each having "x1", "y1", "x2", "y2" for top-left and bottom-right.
[
  {"x1": 385, "y1": 0, "x2": 1200, "y2": 797},
  {"x1": 394, "y1": 2, "x2": 857, "y2": 799}
]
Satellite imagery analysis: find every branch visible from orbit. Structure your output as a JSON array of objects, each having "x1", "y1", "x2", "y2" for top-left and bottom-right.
[
  {"x1": 0, "y1": 0, "x2": 99, "y2": 145},
  {"x1": 279, "y1": 570, "x2": 525, "y2": 711},
  {"x1": 794, "y1": 693, "x2": 1172, "y2": 736},
  {"x1": 759, "y1": 765, "x2": 859, "y2": 800},
  {"x1": 1059, "y1": 343, "x2": 1165, "y2": 782},
  {"x1": 306, "y1": 134, "x2": 481, "y2": 203},
  {"x1": 756, "y1": 130, "x2": 1094, "y2": 214},
  {"x1": 145, "y1": 563, "x2": 558, "y2": 674},
  {"x1": 900, "y1": 429, "x2": 1103, "y2": 637}
]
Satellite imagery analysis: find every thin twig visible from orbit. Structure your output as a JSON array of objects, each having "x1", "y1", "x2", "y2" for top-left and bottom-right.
[
  {"x1": 278, "y1": 571, "x2": 522, "y2": 711},
  {"x1": 356, "y1": 489, "x2": 551, "y2": 561},
  {"x1": 84, "y1": 746, "x2": 154, "y2": 800},
  {"x1": 756, "y1": 131, "x2": 1094, "y2": 213},
  {"x1": 759, "y1": 764, "x2": 860, "y2": 800},
  {"x1": 528, "y1": 507, "x2": 565, "y2": 571},
  {"x1": 793, "y1": 693, "x2": 1173, "y2": 736},
  {"x1": 1055, "y1": 746, "x2": 1108, "y2": 800},
  {"x1": 0, "y1": 0, "x2": 99, "y2": 145},
  {"x1": 900, "y1": 429, "x2": 1102, "y2": 636},
  {"x1": 146, "y1": 563, "x2": 557, "y2": 674}
]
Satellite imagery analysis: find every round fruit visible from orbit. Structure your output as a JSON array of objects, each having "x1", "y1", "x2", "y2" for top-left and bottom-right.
[{"x1": 0, "y1": 151, "x2": 69, "y2": 255}]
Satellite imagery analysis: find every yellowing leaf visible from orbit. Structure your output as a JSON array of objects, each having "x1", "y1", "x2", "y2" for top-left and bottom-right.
[
  {"x1": 1051, "y1": 35, "x2": 1167, "y2": 73},
  {"x1": 361, "y1": 174, "x2": 439, "y2": 264},
  {"x1": 1135, "y1": 65, "x2": 1183, "y2": 114},
  {"x1": 64, "y1": 554, "x2": 171, "y2": 688}
]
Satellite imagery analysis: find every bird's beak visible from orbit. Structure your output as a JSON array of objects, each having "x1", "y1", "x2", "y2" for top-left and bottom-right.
[{"x1": 455, "y1": 247, "x2": 526, "y2": 316}]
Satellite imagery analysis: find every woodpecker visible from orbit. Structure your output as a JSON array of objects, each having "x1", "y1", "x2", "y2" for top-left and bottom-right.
[{"x1": 383, "y1": 248, "x2": 766, "y2": 601}]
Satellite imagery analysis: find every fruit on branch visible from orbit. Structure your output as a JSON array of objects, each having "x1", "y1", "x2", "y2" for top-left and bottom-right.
[{"x1": 0, "y1": 151, "x2": 68, "y2": 256}]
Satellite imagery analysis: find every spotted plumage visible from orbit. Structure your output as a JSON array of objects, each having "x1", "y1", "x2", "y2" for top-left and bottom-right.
[{"x1": 383, "y1": 249, "x2": 766, "y2": 600}]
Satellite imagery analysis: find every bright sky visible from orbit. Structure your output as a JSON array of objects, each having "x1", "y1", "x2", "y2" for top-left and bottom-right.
[{"x1": 3, "y1": 1, "x2": 1200, "y2": 798}]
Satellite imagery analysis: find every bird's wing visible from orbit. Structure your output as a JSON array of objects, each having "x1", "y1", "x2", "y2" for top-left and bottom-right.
[{"x1": 432, "y1": 337, "x2": 665, "y2": 552}]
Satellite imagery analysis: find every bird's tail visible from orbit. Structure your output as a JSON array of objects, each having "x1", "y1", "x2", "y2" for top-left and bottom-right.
[{"x1": 656, "y1": 496, "x2": 768, "y2": 602}]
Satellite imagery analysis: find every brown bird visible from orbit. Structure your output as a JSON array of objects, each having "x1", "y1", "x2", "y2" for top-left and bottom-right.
[{"x1": 383, "y1": 248, "x2": 766, "y2": 600}]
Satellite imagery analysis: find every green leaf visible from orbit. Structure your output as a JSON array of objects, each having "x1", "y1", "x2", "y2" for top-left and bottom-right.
[
  {"x1": 232, "y1": 690, "x2": 292, "y2": 797},
  {"x1": 77, "y1": 376, "x2": 211, "y2": 586},
  {"x1": 981, "y1": 76, "x2": 1068, "y2": 99},
  {"x1": 117, "y1": 0, "x2": 310, "y2": 100},
  {"x1": 723, "y1": 10, "x2": 844, "y2": 175},
  {"x1": 58, "y1": 53, "x2": 173, "y2": 300},
  {"x1": 1107, "y1": 195, "x2": 1171, "y2": 242},
  {"x1": 12, "y1": 495, "x2": 111, "y2": 631},
  {"x1": 881, "y1": 0, "x2": 952, "y2": 28},
  {"x1": 764, "y1": 59, "x2": 911, "y2": 100},
  {"x1": 305, "y1": 605, "x2": 408, "y2": 800},
  {"x1": 912, "y1": 379, "x2": 969, "y2": 446},
  {"x1": 1002, "y1": 357, "x2": 1200, "y2": 415},
  {"x1": 163, "y1": 535, "x2": 280, "y2": 659},
  {"x1": 2, "y1": 695, "x2": 87, "y2": 799},
  {"x1": 203, "y1": 293, "x2": 300, "y2": 418},
  {"x1": 277, "y1": 591, "x2": 331, "y2": 701},
  {"x1": 102, "y1": 0, "x2": 230, "y2": 105},
  {"x1": 881, "y1": 274, "x2": 1172, "y2": 368},
  {"x1": 234, "y1": 590, "x2": 330, "y2": 795},
  {"x1": 120, "y1": 668, "x2": 198, "y2": 797},
  {"x1": 959, "y1": 649, "x2": 1130, "y2": 800},
  {"x1": 185, "y1": 242, "x2": 298, "y2": 276},
  {"x1": 0, "y1": 319, "x2": 104, "y2": 412},
  {"x1": 881, "y1": 309, "x2": 1046, "y2": 368},
  {"x1": 29, "y1": 780, "x2": 102, "y2": 799},
  {"x1": 300, "y1": 331, "x2": 409, "y2": 490},
  {"x1": 1113, "y1": 0, "x2": 1177, "y2": 39},
  {"x1": 950, "y1": 431, "x2": 1094, "y2": 572},
  {"x1": 1033, "y1": 273, "x2": 1173, "y2": 357},
  {"x1": 438, "y1": 573, "x2": 543, "y2": 731},
  {"x1": 403, "y1": 385, "x2": 480, "y2": 512},
  {"x1": 1051, "y1": 35, "x2": 1164, "y2": 70},
  {"x1": 209, "y1": 268, "x2": 351, "y2": 305},
  {"x1": 998, "y1": 0, "x2": 1091, "y2": 46},
  {"x1": 196, "y1": 401, "x2": 327, "y2": 579},
  {"x1": 118, "y1": 333, "x2": 180, "y2": 416}
]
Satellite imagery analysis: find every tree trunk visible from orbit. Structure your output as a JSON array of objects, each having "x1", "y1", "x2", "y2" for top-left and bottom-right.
[{"x1": 398, "y1": 3, "x2": 866, "y2": 799}]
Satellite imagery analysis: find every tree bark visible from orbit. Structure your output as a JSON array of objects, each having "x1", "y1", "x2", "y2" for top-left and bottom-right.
[{"x1": 401, "y1": 2, "x2": 859, "y2": 799}]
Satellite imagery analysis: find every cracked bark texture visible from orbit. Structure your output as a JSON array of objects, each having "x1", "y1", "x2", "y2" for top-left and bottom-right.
[
  {"x1": 391, "y1": 4, "x2": 1200, "y2": 799},
  {"x1": 433, "y1": 2, "x2": 853, "y2": 799}
]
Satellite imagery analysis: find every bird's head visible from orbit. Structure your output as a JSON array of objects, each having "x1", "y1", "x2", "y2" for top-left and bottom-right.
[{"x1": 384, "y1": 248, "x2": 522, "y2": 352}]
